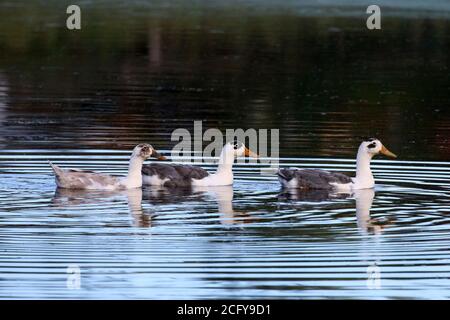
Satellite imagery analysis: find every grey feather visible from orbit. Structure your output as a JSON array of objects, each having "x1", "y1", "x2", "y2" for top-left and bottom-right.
[
  {"x1": 142, "y1": 163, "x2": 210, "y2": 187},
  {"x1": 278, "y1": 168, "x2": 352, "y2": 190},
  {"x1": 49, "y1": 162, "x2": 122, "y2": 190}
]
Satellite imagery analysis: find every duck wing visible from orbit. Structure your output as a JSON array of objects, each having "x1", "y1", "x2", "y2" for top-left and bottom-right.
[
  {"x1": 278, "y1": 168, "x2": 352, "y2": 190},
  {"x1": 50, "y1": 162, "x2": 121, "y2": 190},
  {"x1": 142, "y1": 163, "x2": 210, "y2": 187}
]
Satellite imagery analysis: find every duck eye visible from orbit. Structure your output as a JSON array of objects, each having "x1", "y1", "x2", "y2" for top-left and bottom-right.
[{"x1": 367, "y1": 142, "x2": 376, "y2": 149}]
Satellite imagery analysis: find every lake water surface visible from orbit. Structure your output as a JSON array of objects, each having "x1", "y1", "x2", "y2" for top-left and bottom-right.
[{"x1": 0, "y1": 1, "x2": 450, "y2": 299}]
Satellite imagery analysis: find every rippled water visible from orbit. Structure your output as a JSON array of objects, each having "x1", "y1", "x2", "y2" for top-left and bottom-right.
[
  {"x1": 1, "y1": 1, "x2": 450, "y2": 299},
  {"x1": 1, "y1": 151, "x2": 450, "y2": 299}
]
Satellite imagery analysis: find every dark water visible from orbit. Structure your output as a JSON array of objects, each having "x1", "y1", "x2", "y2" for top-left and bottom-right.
[{"x1": 0, "y1": 1, "x2": 450, "y2": 299}]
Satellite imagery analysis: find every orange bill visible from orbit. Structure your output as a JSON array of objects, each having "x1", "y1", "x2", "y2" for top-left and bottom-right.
[
  {"x1": 380, "y1": 145, "x2": 397, "y2": 158},
  {"x1": 244, "y1": 147, "x2": 259, "y2": 158},
  {"x1": 151, "y1": 150, "x2": 167, "y2": 160}
]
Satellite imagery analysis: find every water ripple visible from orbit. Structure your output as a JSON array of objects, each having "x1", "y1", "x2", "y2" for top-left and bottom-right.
[{"x1": 0, "y1": 150, "x2": 449, "y2": 298}]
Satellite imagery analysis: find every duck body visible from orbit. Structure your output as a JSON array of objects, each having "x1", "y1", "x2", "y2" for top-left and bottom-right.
[
  {"x1": 49, "y1": 144, "x2": 165, "y2": 190},
  {"x1": 142, "y1": 141, "x2": 257, "y2": 187},
  {"x1": 142, "y1": 163, "x2": 213, "y2": 187},
  {"x1": 277, "y1": 168, "x2": 353, "y2": 191},
  {"x1": 142, "y1": 162, "x2": 233, "y2": 187},
  {"x1": 50, "y1": 163, "x2": 125, "y2": 190},
  {"x1": 277, "y1": 138, "x2": 396, "y2": 191}
]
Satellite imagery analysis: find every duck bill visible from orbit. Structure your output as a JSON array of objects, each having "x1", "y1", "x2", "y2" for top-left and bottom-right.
[
  {"x1": 380, "y1": 145, "x2": 397, "y2": 158},
  {"x1": 151, "y1": 150, "x2": 167, "y2": 160},
  {"x1": 244, "y1": 147, "x2": 259, "y2": 158}
]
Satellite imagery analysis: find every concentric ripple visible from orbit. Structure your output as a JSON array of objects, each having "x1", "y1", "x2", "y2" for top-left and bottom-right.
[{"x1": 1, "y1": 150, "x2": 450, "y2": 299}]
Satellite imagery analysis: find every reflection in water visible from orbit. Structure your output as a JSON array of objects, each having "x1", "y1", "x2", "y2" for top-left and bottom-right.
[
  {"x1": 127, "y1": 188, "x2": 153, "y2": 228},
  {"x1": 0, "y1": 71, "x2": 7, "y2": 148},
  {"x1": 0, "y1": 4, "x2": 449, "y2": 159},
  {"x1": 355, "y1": 189, "x2": 394, "y2": 235},
  {"x1": 355, "y1": 189, "x2": 375, "y2": 234},
  {"x1": 200, "y1": 186, "x2": 235, "y2": 225},
  {"x1": 280, "y1": 187, "x2": 392, "y2": 234},
  {"x1": 49, "y1": 184, "x2": 392, "y2": 232},
  {"x1": 194, "y1": 186, "x2": 255, "y2": 225},
  {"x1": 53, "y1": 185, "x2": 254, "y2": 228},
  {"x1": 144, "y1": 186, "x2": 254, "y2": 225},
  {"x1": 279, "y1": 188, "x2": 351, "y2": 202},
  {"x1": 0, "y1": 160, "x2": 449, "y2": 299},
  {"x1": 52, "y1": 188, "x2": 153, "y2": 228},
  {"x1": 52, "y1": 188, "x2": 121, "y2": 206}
]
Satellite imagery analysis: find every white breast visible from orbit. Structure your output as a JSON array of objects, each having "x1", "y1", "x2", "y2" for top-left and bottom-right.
[{"x1": 192, "y1": 173, "x2": 233, "y2": 186}]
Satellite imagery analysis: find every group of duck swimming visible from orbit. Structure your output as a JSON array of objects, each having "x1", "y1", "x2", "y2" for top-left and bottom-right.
[{"x1": 49, "y1": 138, "x2": 397, "y2": 192}]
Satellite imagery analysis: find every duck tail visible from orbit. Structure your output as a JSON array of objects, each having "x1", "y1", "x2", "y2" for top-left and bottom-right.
[{"x1": 49, "y1": 161, "x2": 61, "y2": 174}]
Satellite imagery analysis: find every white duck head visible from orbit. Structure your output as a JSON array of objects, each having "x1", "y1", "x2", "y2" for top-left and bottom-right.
[
  {"x1": 359, "y1": 138, "x2": 397, "y2": 159},
  {"x1": 354, "y1": 138, "x2": 397, "y2": 189},
  {"x1": 218, "y1": 140, "x2": 258, "y2": 166},
  {"x1": 130, "y1": 143, "x2": 167, "y2": 161},
  {"x1": 223, "y1": 140, "x2": 259, "y2": 158},
  {"x1": 215, "y1": 140, "x2": 258, "y2": 176}
]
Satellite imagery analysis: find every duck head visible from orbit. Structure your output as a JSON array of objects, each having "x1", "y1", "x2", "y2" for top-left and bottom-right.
[
  {"x1": 360, "y1": 138, "x2": 397, "y2": 159},
  {"x1": 226, "y1": 140, "x2": 259, "y2": 158},
  {"x1": 132, "y1": 144, "x2": 167, "y2": 160}
]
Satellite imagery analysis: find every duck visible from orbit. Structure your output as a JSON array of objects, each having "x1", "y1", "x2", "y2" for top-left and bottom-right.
[
  {"x1": 142, "y1": 141, "x2": 258, "y2": 187},
  {"x1": 49, "y1": 144, "x2": 166, "y2": 190},
  {"x1": 277, "y1": 138, "x2": 397, "y2": 191}
]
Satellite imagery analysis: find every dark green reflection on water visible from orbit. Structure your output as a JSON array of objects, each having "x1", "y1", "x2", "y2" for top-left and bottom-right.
[{"x1": 0, "y1": 1, "x2": 448, "y2": 160}]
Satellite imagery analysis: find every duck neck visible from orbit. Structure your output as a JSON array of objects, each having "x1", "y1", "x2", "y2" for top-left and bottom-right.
[
  {"x1": 125, "y1": 156, "x2": 144, "y2": 188},
  {"x1": 215, "y1": 147, "x2": 234, "y2": 176},
  {"x1": 354, "y1": 147, "x2": 374, "y2": 189}
]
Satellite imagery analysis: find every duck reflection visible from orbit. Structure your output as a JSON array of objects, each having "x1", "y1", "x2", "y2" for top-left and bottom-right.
[
  {"x1": 196, "y1": 186, "x2": 255, "y2": 225},
  {"x1": 279, "y1": 188, "x2": 351, "y2": 202},
  {"x1": 52, "y1": 188, "x2": 119, "y2": 206},
  {"x1": 52, "y1": 188, "x2": 153, "y2": 227},
  {"x1": 279, "y1": 188, "x2": 392, "y2": 234},
  {"x1": 52, "y1": 186, "x2": 253, "y2": 227},
  {"x1": 143, "y1": 185, "x2": 254, "y2": 225},
  {"x1": 127, "y1": 188, "x2": 153, "y2": 227},
  {"x1": 354, "y1": 189, "x2": 392, "y2": 235}
]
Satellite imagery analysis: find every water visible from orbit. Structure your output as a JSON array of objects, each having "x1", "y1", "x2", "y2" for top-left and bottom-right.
[
  {"x1": 1, "y1": 155, "x2": 450, "y2": 299},
  {"x1": 1, "y1": 1, "x2": 450, "y2": 299}
]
